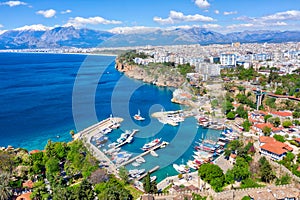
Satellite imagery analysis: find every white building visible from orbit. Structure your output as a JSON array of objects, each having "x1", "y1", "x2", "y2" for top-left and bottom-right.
[{"x1": 220, "y1": 53, "x2": 236, "y2": 67}]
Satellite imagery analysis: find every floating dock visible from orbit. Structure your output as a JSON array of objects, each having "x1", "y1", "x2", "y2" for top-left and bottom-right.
[
  {"x1": 118, "y1": 141, "x2": 169, "y2": 167},
  {"x1": 112, "y1": 129, "x2": 139, "y2": 149},
  {"x1": 136, "y1": 165, "x2": 160, "y2": 181}
]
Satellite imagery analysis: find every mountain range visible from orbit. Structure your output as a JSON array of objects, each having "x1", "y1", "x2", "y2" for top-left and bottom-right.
[{"x1": 1, "y1": 26, "x2": 300, "y2": 49}]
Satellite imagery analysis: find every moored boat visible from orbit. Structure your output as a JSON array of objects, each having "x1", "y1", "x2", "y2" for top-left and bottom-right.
[
  {"x1": 141, "y1": 138, "x2": 161, "y2": 151},
  {"x1": 134, "y1": 109, "x2": 145, "y2": 121}
]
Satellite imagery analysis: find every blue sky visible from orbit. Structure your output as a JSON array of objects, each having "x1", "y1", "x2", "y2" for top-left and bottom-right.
[{"x1": 0, "y1": 0, "x2": 300, "y2": 33}]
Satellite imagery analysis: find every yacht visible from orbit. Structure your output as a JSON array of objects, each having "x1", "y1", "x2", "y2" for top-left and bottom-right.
[
  {"x1": 134, "y1": 109, "x2": 145, "y2": 121},
  {"x1": 141, "y1": 138, "x2": 161, "y2": 151},
  {"x1": 173, "y1": 164, "x2": 189, "y2": 174}
]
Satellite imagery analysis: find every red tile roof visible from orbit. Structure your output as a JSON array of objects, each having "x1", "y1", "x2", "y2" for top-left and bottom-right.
[
  {"x1": 261, "y1": 143, "x2": 287, "y2": 155},
  {"x1": 271, "y1": 111, "x2": 292, "y2": 117},
  {"x1": 16, "y1": 192, "x2": 31, "y2": 200},
  {"x1": 254, "y1": 123, "x2": 273, "y2": 130},
  {"x1": 259, "y1": 136, "x2": 276, "y2": 143},
  {"x1": 29, "y1": 150, "x2": 40, "y2": 154},
  {"x1": 259, "y1": 136, "x2": 293, "y2": 155}
]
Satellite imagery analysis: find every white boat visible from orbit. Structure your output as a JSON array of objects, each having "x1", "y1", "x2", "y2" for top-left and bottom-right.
[
  {"x1": 142, "y1": 138, "x2": 161, "y2": 151},
  {"x1": 134, "y1": 109, "x2": 145, "y2": 121},
  {"x1": 132, "y1": 162, "x2": 140, "y2": 167},
  {"x1": 136, "y1": 157, "x2": 146, "y2": 163},
  {"x1": 187, "y1": 160, "x2": 198, "y2": 170},
  {"x1": 173, "y1": 164, "x2": 189, "y2": 174},
  {"x1": 102, "y1": 128, "x2": 112, "y2": 134},
  {"x1": 150, "y1": 150, "x2": 158, "y2": 157},
  {"x1": 127, "y1": 136, "x2": 134, "y2": 143},
  {"x1": 150, "y1": 176, "x2": 157, "y2": 182},
  {"x1": 108, "y1": 142, "x2": 118, "y2": 148}
]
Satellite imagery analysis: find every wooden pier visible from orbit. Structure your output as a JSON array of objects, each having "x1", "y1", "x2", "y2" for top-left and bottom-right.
[
  {"x1": 136, "y1": 165, "x2": 160, "y2": 181},
  {"x1": 112, "y1": 129, "x2": 139, "y2": 149},
  {"x1": 118, "y1": 141, "x2": 169, "y2": 167}
]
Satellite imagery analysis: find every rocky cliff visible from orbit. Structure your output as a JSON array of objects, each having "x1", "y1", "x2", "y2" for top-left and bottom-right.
[{"x1": 115, "y1": 59, "x2": 185, "y2": 88}]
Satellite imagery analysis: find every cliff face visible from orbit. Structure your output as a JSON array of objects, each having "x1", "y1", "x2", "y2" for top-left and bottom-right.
[{"x1": 115, "y1": 59, "x2": 185, "y2": 88}]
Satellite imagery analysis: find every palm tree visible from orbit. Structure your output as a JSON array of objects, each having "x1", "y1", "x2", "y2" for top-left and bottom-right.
[{"x1": 0, "y1": 171, "x2": 12, "y2": 200}]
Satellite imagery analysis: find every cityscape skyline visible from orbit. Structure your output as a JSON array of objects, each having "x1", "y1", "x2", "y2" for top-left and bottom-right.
[{"x1": 0, "y1": 0, "x2": 300, "y2": 34}]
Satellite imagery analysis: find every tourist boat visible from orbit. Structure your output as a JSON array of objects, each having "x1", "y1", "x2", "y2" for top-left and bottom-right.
[
  {"x1": 96, "y1": 136, "x2": 108, "y2": 145},
  {"x1": 116, "y1": 130, "x2": 131, "y2": 144},
  {"x1": 150, "y1": 176, "x2": 157, "y2": 182},
  {"x1": 141, "y1": 138, "x2": 161, "y2": 151},
  {"x1": 108, "y1": 142, "x2": 118, "y2": 148},
  {"x1": 150, "y1": 150, "x2": 158, "y2": 157},
  {"x1": 194, "y1": 144, "x2": 215, "y2": 152},
  {"x1": 134, "y1": 110, "x2": 145, "y2": 121},
  {"x1": 127, "y1": 136, "x2": 134, "y2": 143},
  {"x1": 132, "y1": 162, "x2": 140, "y2": 167},
  {"x1": 173, "y1": 164, "x2": 189, "y2": 174},
  {"x1": 136, "y1": 157, "x2": 146, "y2": 163},
  {"x1": 187, "y1": 160, "x2": 199, "y2": 170},
  {"x1": 102, "y1": 127, "x2": 113, "y2": 134},
  {"x1": 129, "y1": 168, "x2": 146, "y2": 178},
  {"x1": 111, "y1": 122, "x2": 120, "y2": 129}
]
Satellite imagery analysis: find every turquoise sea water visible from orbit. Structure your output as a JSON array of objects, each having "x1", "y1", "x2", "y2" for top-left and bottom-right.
[{"x1": 0, "y1": 53, "x2": 221, "y2": 182}]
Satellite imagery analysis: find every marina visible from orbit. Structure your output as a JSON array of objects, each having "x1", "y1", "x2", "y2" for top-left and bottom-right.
[{"x1": 75, "y1": 114, "x2": 236, "y2": 184}]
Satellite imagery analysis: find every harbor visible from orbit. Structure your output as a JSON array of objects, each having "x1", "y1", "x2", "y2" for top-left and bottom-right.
[{"x1": 73, "y1": 113, "x2": 238, "y2": 186}]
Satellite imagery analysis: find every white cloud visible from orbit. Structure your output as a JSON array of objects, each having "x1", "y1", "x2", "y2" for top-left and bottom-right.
[
  {"x1": 224, "y1": 11, "x2": 238, "y2": 15},
  {"x1": 194, "y1": 0, "x2": 210, "y2": 9},
  {"x1": 202, "y1": 23, "x2": 221, "y2": 29},
  {"x1": 227, "y1": 21, "x2": 287, "y2": 30},
  {"x1": 236, "y1": 10, "x2": 300, "y2": 23},
  {"x1": 36, "y1": 9, "x2": 56, "y2": 18},
  {"x1": 65, "y1": 16, "x2": 122, "y2": 27},
  {"x1": 14, "y1": 24, "x2": 53, "y2": 31},
  {"x1": 61, "y1": 9, "x2": 72, "y2": 14},
  {"x1": 0, "y1": 1, "x2": 26, "y2": 7},
  {"x1": 0, "y1": 24, "x2": 3, "y2": 28},
  {"x1": 214, "y1": 10, "x2": 219, "y2": 14},
  {"x1": 153, "y1": 10, "x2": 214, "y2": 25},
  {"x1": 260, "y1": 10, "x2": 300, "y2": 21}
]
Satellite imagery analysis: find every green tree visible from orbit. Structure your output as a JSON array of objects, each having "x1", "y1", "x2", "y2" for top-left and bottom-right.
[
  {"x1": 198, "y1": 163, "x2": 225, "y2": 191},
  {"x1": 72, "y1": 179, "x2": 95, "y2": 200},
  {"x1": 30, "y1": 181, "x2": 49, "y2": 200},
  {"x1": 282, "y1": 120, "x2": 293, "y2": 128},
  {"x1": 241, "y1": 196, "x2": 251, "y2": 200},
  {"x1": 52, "y1": 186, "x2": 71, "y2": 200},
  {"x1": 236, "y1": 105, "x2": 248, "y2": 119},
  {"x1": 262, "y1": 126, "x2": 272, "y2": 136},
  {"x1": 293, "y1": 111, "x2": 300, "y2": 119},
  {"x1": 119, "y1": 166, "x2": 129, "y2": 184},
  {"x1": 273, "y1": 134, "x2": 285, "y2": 142},
  {"x1": 70, "y1": 130, "x2": 75, "y2": 137},
  {"x1": 0, "y1": 171, "x2": 12, "y2": 200},
  {"x1": 264, "y1": 114, "x2": 272, "y2": 123},
  {"x1": 226, "y1": 111, "x2": 235, "y2": 120},
  {"x1": 242, "y1": 120, "x2": 251, "y2": 132},
  {"x1": 269, "y1": 117, "x2": 281, "y2": 127},
  {"x1": 231, "y1": 157, "x2": 250, "y2": 181},
  {"x1": 259, "y1": 157, "x2": 276, "y2": 183},
  {"x1": 222, "y1": 100, "x2": 234, "y2": 114},
  {"x1": 143, "y1": 173, "x2": 151, "y2": 193}
]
